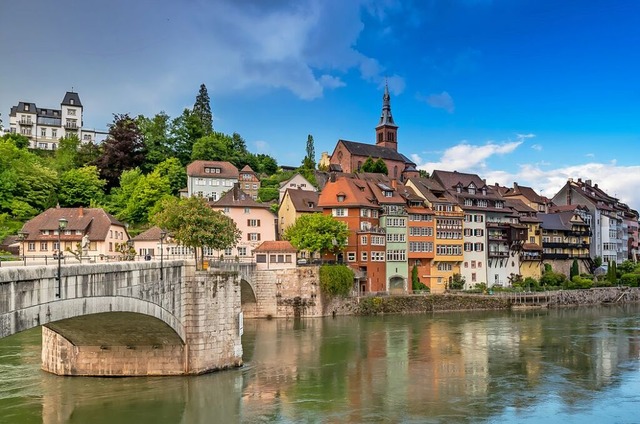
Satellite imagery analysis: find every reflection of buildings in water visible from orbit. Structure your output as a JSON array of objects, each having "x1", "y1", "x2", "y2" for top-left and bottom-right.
[{"x1": 460, "y1": 321, "x2": 489, "y2": 396}]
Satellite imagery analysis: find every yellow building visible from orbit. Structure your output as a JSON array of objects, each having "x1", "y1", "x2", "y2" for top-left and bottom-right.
[{"x1": 277, "y1": 188, "x2": 321, "y2": 238}]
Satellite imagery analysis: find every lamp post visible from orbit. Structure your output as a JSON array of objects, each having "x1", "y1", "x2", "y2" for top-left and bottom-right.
[
  {"x1": 160, "y1": 230, "x2": 167, "y2": 281},
  {"x1": 127, "y1": 239, "x2": 134, "y2": 261},
  {"x1": 56, "y1": 218, "x2": 68, "y2": 298},
  {"x1": 17, "y1": 231, "x2": 27, "y2": 265}
]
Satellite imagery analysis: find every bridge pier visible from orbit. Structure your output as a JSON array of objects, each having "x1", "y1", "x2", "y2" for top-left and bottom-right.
[{"x1": 0, "y1": 261, "x2": 243, "y2": 376}]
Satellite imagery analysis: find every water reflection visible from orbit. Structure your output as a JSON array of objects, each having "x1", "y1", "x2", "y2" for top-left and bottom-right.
[{"x1": 0, "y1": 305, "x2": 638, "y2": 423}]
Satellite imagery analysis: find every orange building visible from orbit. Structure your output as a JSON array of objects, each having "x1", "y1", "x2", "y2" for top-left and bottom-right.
[
  {"x1": 403, "y1": 186, "x2": 436, "y2": 291},
  {"x1": 318, "y1": 175, "x2": 387, "y2": 293}
]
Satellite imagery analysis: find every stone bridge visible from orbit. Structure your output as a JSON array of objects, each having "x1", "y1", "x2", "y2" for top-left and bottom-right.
[{"x1": 0, "y1": 260, "x2": 250, "y2": 376}]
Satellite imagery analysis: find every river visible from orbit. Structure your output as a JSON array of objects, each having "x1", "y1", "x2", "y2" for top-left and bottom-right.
[{"x1": 1, "y1": 305, "x2": 639, "y2": 423}]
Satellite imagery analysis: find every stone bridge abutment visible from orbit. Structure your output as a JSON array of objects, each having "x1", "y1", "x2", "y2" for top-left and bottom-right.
[{"x1": 0, "y1": 260, "x2": 243, "y2": 376}]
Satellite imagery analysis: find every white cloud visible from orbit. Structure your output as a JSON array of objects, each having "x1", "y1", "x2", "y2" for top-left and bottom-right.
[
  {"x1": 423, "y1": 91, "x2": 455, "y2": 113},
  {"x1": 585, "y1": 153, "x2": 595, "y2": 158},
  {"x1": 531, "y1": 144, "x2": 542, "y2": 151},
  {"x1": 413, "y1": 139, "x2": 640, "y2": 208},
  {"x1": 484, "y1": 162, "x2": 640, "y2": 209},
  {"x1": 413, "y1": 140, "x2": 522, "y2": 173},
  {"x1": 254, "y1": 140, "x2": 270, "y2": 153}
]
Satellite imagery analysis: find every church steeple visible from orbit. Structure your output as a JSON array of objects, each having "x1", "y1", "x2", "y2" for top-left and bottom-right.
[{"x1": 375, "y1": 82, "x2": 398, "y2": 151}]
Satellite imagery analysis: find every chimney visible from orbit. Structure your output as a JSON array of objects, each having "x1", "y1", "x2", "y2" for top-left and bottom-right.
[
  {"x1": 79, "y1": 206, "x2": 84, "y2": 217},
  {"x1": 594, "y1": 183, "x2": 598, "y2": 189},
  {"x1": 578, "y1": 178, "x2": 582, "y2": 183},
  {"x1": 391, "y1": 179, "x2": 397, "y2": 189},
  {"x1": 586, "y1": 179, "x2": 592, "y2": 187},
  {"x1": 330, "y1": 172, "x2": 336, "y2": 183}
]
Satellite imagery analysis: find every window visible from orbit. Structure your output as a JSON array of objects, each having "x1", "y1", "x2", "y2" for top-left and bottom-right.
[
  {"x1": 464, "y1": 242, "x2": 473, "y2": 251},
  {"x1": 437, "y1": 262, "x2": 453, "y2": 271},
  {"x1": 332, "y1": 208, "x2": 346, "y2": 217},
  {"x1": 52, "y1": 129, "x2": 57, "y2": 138},
  {"x1": 371, "y1": 236, "x2": 385, "y2": 246},
  {"x1": 371, "y1": 251, "x2": 385, "y2": 261},
  {"x1": 28, "y1": 242, "x2": 36, "y2": 251},
  {"x1": 361, "y1": 251, "x2": 368, "y2": 261},
  {"x1": 245, "y1": 183, "x2": 250, "y2": 189},
  {"x1": 471, "y1": 260, "x2": 476, "y2": 268},
  {"x1": 347, "y1": 252, "x2": 356, "y2": 262},
  {"x1": 244, "y1": 207, "x2": 251, "y2": 214},
  {"x1": 360, "y1": 208, "x2": 371, "y2": 217},
  {"x1": 464, "y1": 199, "x2": 473, "y2": 206},
  {"x1": 247, "y1": 219, "x2": 261, "y2": 227},
  {"x1": 68, "y1": 109, "x2": 76, "y2": 115},
  {"x1": 386, "y1": 217, "x2": 406, "y2": 227},
  {"x1": 109, "y1": 242, "x2": 113, "y2": 252},
  {"x1": 474, "y1": 243, "x2": 484, "y2": 251},
  {"x1": 474, "y1": 215, "x2": 484, "y2": 222},
  {"x1": 474, "y1": 229, "x2": 484, "y2": 237},
  {"x1": 247, "y1": 233, "x2": 261, "y2": 241},
  {"x1": 472, "y1": 273, "x2": 477, "y2": 282},
  {"x1": 252, "y1": 184, "x2": 257, "y2": 190},
  {"x1": 41, "y1": 128, "x2": 47, "y2": 137},
  {"x1": 361, "y1": 235, "x2": 368, "y2": 245},
  {"x1": 224, "y1": 248, "x2": 233, "y2": 256},
  {"x1": 409, "y1": 242, "x2": 433, "y2": 252},
  {"x1": 386, "y1": 233, "x2": 405, "y2": 242},
  {"x1": 256, "y1": 254, "x2": 267, "y2": 263},
  {"x1": 387, "y1": 250, "x2": 406, "y2": 261},
  {"x1": 337, "y1": 194, "x2": 346, "y2": 202},
  {"x1": 464, "y1": 229, "x2": 473, "y2": 237}
]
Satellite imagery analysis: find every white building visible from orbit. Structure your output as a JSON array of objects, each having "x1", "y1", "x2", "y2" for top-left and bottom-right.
[
  {"x1": 186, "y1": 160, "x2": 239, "y2": 201},
  {"x1": 8, "y1": 91, "x2": 105, "y2": 150}
]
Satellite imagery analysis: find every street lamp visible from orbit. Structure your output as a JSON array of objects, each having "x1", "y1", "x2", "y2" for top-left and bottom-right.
[
  {"x1": 160, "y1": 230, "x2": 167, "y2": 281},
  {"x1": 127, "y1": 239, "x2": 134, "y2": 261},
  {"x1": 56, "y1": 218, "x2": 68, "y2": 298},
  {"x1": 17, "y1": 231, "x2": 28, "y2": 264}
]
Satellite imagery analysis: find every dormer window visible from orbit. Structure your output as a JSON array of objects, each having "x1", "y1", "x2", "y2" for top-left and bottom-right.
[
  {"x1": 308, "y1": 202, "x2": 314, "y2": 208},
  {"x1": 25, "y1": 104, "x2": 30, "y2": 111},
  {"x1": 495, "y1": 201, "x2": 503, "y2": 209},
  {"x1": 337, "y1": 194, "x2": 346, "y2": 202},
  {"x1": 482, "y1": 188, "x2": 487, "y2": 195},
  {"x1": 70, "y1": 99, "x2": 74, "y2": 105},
  {"x1": 469, "y1": 187, "x2": 476, "y2": 195},
  {"x1": 384, "y1": 191, "x2": 393, "y2": 197}
]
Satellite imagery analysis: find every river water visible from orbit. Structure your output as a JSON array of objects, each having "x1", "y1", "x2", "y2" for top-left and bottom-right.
[{"x1": 1, "y1": 305, "x2": 639, "y2": 423}]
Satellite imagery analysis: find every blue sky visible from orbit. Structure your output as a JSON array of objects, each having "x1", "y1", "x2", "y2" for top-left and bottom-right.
[{"x1": 1, "y1": 0, "x2": 639, "y2": 207}]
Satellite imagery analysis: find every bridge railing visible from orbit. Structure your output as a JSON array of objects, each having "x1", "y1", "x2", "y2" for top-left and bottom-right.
[{"x1": 0, "y1": 253, "x2": 195, "y2": 267}]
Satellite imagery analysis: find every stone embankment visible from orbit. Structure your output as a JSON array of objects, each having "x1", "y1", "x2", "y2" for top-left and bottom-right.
[{"x1": 322, "y1": 287, "x2": 640, "y2": 316}]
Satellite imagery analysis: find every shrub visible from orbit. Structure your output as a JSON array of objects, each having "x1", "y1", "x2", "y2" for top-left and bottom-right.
[
  {"x1": 319, "y1": 264, "x2": 354, "y2": 296},
  {"x1": 567, "y1": 275, "x2": 593, "y2": 290},
  {"x1": 620, "y1": 273, "x2": 640, "y2": 287},
  {"x1": 449, "y1": 273, "x2": 465, "y2": 290}
]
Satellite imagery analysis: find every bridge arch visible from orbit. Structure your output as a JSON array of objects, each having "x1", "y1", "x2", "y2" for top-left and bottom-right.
[{"x1": 3, "y1": 296, "x2": 185, "y2": 342}]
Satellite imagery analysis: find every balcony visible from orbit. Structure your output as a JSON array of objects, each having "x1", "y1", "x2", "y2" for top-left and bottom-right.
[
  {"x1": 19, "y1": 120, "x2": 33, "y2": 126},
  {"x1": 488, "y1": 251, "x2": 509, "y2": 258},
  {"x1": 64, "y1": 123, "x2": 79, "y2": 130},
  {"x1": 543, "y1": 253, "x2": 569, "y2": 260}
]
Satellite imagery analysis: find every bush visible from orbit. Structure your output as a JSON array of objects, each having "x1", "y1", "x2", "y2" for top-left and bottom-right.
[
  {"x1": 449, "y1": 273, "x2": 465, "y2": 290},
  {"x1": 567, "y1": 275, "x2": 593, "y2": 290},
  {"x1": 319, "y1": 264, "x2": 354, "y2": 296},
  {"x1": 620, "y1": 273, "x2": 640, "y2": 287}
]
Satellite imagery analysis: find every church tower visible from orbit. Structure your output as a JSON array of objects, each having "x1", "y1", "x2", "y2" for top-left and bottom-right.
[{"x1": 375, "y1": 83, "x2": 398, "y2": 151}]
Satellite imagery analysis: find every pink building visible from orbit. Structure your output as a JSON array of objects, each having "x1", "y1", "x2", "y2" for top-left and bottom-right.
[{"x1": 210, "y1": 184, "x2": 277, "y2": 260}]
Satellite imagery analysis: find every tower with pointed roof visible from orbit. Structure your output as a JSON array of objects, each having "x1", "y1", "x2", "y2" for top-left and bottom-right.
[{"x1": 375, "y1": 83, "x2": 398, "y2": 151}]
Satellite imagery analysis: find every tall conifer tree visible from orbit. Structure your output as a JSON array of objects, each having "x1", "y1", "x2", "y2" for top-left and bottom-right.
[{"x1": 193, "y1": 84, "x2": 213, "y2": 135}]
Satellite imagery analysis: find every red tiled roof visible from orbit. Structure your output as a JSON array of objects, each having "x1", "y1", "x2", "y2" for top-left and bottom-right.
[
  {"x1": 254, "y1": 241, "x2": 297, "y2": 252},
  {"x1": 186, "y1": 160, "x2": 239, "y2": 179},
  {"x1": 21, "y1": 207, "x2": 126, "y2": 242}
]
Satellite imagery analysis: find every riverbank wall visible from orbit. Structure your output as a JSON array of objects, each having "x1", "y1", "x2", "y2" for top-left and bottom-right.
[{"x1": 320, "y1": 287, "x2": 640, "y2": 316}]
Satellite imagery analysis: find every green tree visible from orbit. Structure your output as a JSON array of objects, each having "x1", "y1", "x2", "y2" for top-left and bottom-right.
[
  {"x1": 256, "y1": 154, "x2": 278, "y2": 175},
  {"x1": 193, "y1": 83, "x2": 213, "y2": 135},
  {"x1": 319, "y1": 264, "x2": 354, "y2": 296},
  {"x1": 58, "y1": 166, "x2": 106, "y2": 207},
  {"x1": 108, "y1": 168, "x2": 144, "y2": 217},
  {"x1": 0, "y1": 139, "x2": 58, "y2": 219},
  {"x1": 608, "y1": 261, "x2": 618, "y2": 284},
  {"x1": 118, "y1": 171, "x2": 172, "y2": 225},
  {"x1": 53, "y1": 134, "x2": 81, "y2": 173},
  {"x1": 449, "y1": 273, "x2": 465, "y2": 290},
  {"x1": 283, "y1": 213, "x2": 349, "y2": 257},
  {"x1": 411, "y1": 265, "x2": 428, "y2": 291},
  {"x1": 137, "y1": 112, "x2": 172, "y2": 172},
  {"x1": 302, "y1": 134, "x2": 315, "y2": 170},
  {"x1": 191, "y1": 132, "x2": 232, "y2": 162},
  {"x1": 570, "y1": 259, "x2": 580, "y2": 280},
  {"x1": 361, "y1": 157, "x2": 375, "y2": 172},
  {"x1": 1, "y1": 133, "x2": 30, "y2": 149},
  {"x1": 151, "y1": 196, "x2": 241, "y2": 269},
  {"x1": 593, "y1": 256, "x2": 603, "y2": 268},
  {"x1": 372, "y1": 158, "x2": 388, "y2": 174},
  {"x1": 95, "y1": 113, "x2": 145, "y2": 190},
  {"x1": 154, "y1": 158, "x2": 187, "y2": 196},
  {"x1": 170, "y1": 108, "x2": 206, "y2": 166}
]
